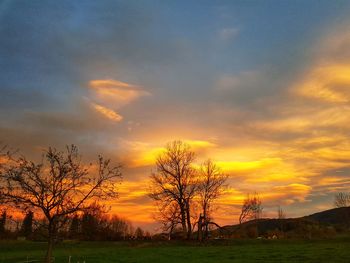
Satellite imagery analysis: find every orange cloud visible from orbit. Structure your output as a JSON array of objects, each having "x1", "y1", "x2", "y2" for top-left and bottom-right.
[
  {"x1": 91, "y1": 102, "x2": 123, "y2": 122},
  {"x1": 90, "y1": 79, "x2": 137, "y2": 89},
  {"x1": 270, "y1": 183, "x2": 312, "y2": 201},
  {"x1": 107, "y1": 180, "x2": 156, "y2": 224},
  {"x1": 89, "y1": 79, "x2": 150, "y2": 107}
]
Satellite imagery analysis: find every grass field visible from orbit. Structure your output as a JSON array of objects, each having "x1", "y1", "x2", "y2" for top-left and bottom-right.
[{"x1": 1, "y1": 238, "x2": 350, "y2": 263}]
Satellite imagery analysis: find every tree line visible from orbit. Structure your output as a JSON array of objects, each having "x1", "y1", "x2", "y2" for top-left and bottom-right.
[{"x1": 0, "y1": 202, "x2": 150, "y2": 242}]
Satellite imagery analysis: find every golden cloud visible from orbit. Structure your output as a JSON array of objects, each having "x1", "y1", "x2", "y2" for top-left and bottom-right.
[
  {"x1": 294, "y1": 64, "x2": 350, "y2": 103},
  {"x1": 316, "y1": 176, "x2": 350, "y2": 189},
  {"x1": 106, "y1": 180, "x2": 156, "y2": 223},
  {"x1": 89, "y1": 79, "x2": 150, "y2": 107},
  {"x1": 184, "y1": 139, "x2": 216, "y2": 149},
  {"x1": 272, "y1": 183, "x2": 311, "y2": 196},
  {"x1": 217, "y1": 158, "x2": 281, "y2": 173},
  {"x1": 91, "y1": 102, "x2": 123, "y2": 122},
  {"x1": 125, "y1": 139, "x2": 216, "y2": 168}
]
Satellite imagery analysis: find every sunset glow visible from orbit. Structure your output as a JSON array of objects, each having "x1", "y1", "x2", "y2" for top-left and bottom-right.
[{"x1": 1, "y1": 1, "x2": 350, "y2": 232}]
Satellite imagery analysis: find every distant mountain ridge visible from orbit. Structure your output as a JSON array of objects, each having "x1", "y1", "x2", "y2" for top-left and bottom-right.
[
  {"x1": 211, "y1": 207, "x2": 350, "y2": 239},
  {"x1": 304, "y1": 206, "x2": 350, "y2": 225}
]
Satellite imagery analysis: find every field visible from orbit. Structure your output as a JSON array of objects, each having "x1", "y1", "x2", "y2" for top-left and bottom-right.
[{"x1": 1, "y1": 238, "x2": 350, "y2": 263}]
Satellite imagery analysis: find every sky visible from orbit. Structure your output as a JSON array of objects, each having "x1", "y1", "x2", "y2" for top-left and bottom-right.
[{"x1": 1, "y1": 0, "x2": 350, "y2": 231}]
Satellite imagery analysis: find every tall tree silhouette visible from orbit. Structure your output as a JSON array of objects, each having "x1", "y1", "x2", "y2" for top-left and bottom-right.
[
  {"x1": 149, "y1": 141, "x2": 197, "y2": 239},
  {"x1": 197, "y1": 159, "x2": 227, "y2": 240}
]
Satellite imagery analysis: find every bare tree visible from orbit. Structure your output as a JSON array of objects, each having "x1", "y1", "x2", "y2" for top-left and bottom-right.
[
  {"x1": 134, "y1": 227, "x2": 144, "y2": 239},
  {"x1": 149, "y1": 141, "x2": 197, "y2": 239},
  {"x1": 239, "y1": 193, "x2": 263, "y2": 224},
  {"x1": 80, "y1": 201, "x2": 110, "y2": 241},
  {"x1": 0, "y1": 145, "x2": 122, "y2": 263},
  {"x1": 197, "y1": 159, "x2": 227, "y2": 240},
  {"x1": 334, "y1": 192, "x2": 350, "y2": 208},
  {"x1": 109, "y1": 215, "x2": 133, "y2": 240},
  {"x1": 277, "y1": 206, "x2": 286, "y2": 219}
]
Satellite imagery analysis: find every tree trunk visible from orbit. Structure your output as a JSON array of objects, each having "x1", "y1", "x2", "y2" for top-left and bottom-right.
[
  {"x1": 179, "y1": 203, "x2": 187, "y2": 238},
  {"x1": 185, "y1": 200, "x2": 192, "y2": 239},
  {"x1": 45, "y1": 222, "x2": 54, "y2": 263},
  {"x1": 203, "y1": 206, "x2": 208, "y2": 239},
  {"x1": 197, "y1": 214, "x2": 203, "y2": 241}
]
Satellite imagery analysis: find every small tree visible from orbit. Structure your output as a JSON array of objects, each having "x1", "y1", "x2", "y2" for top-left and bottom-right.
[
  {"x1": 20, "y1": 211, "x2": 34, "y2": 239},
  {"x1": 277, "y1": 206, "x2": 286, "y2": 219},
  {"x1": 239, "y1": 193, "x2": 263, "y2": 224},
  {"x1": 334, "y1": 192, "x2": 350, "y2": 208},
  {"x1": 134, "y1": 227, "x2": 144, "y2": 239},
  {"x1": 69, "y1": 214, "x2": 80, "y2": 239},
  {"x1": 0, "y1": 145, "x2": 122, "y2": 263},
  {"x1": 145, "y1": 231, "x2": 151, "y2": 239},
  {"x1": 109, "y1": 215, "x2": 132, "y2": 240},
  {"x1": 0, "y1": 210, "x2": 6, "y2": 238},
  {"x1": 80, "y1": 202, "x2": 109, "y2": 240}
]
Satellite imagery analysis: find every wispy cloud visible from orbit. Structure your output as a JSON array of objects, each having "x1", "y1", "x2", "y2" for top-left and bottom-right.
[
  {"x1": 89, "y1": 79, "x2": 150, "y2": 107},
  {"x1": 293, "y1": 64, "x2": 350, "y2": 103},
  {"x1": 91, "y1": 102, "x2": 123, "y2": 122}
]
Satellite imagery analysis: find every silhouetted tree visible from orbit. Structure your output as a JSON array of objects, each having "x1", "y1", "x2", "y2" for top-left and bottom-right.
[
  {"x1": 20, "y1": 211, "x2": 33, "y2": 239},
  {"x1": 80, "y1": 202, "x2": 109, "y2": 240},
  {"x1": 277, "y1": 206, "x2": 286, "y2": 219},
  {"x1": 334, "y1": 192, "x2": 350, "y2": 208},
  {"x1": 197, "y1": 159, "x2": 227, "y2": 240},
  {"x1": 0, "y1": 210, "x2": 6, "y2": 238},
  {"x1": 149, "y1": 141, "x2": 197, "y2": 239},
  {"x1": 69, "y1": 214, "x2": 80, "y2": 239},
  {"x1": 109, "y1": 215, "x2": 133, "y2": 240},
  {"x1": 239, "y1": 193, "x2": 263, "y2": 224},
  {"x1": 144, "y1": 231, "x2": 151, "y2": 240},
  {"x1": 0, "y1": 145, "x2": 122, "y2": 263},
  {"x1": 134, "y1": 227, "x2": 144, "y2": 239}
]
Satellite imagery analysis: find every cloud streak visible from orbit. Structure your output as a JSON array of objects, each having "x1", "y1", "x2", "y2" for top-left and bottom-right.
[
  {"x1": 89, "y1": 79, "x2": 150, "y2": 107},
  {"x1": 91, "y1": 102, "x2": 123, "y2": 122}
]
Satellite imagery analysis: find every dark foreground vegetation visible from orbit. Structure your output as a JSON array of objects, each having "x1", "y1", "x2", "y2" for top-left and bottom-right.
[{"x1": 1, "y1": 237, "x2": 350, "y2": 263}]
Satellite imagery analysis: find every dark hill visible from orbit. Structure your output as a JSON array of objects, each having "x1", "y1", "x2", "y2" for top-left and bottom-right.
[
  {"x1": 211, "y1": 207, "x2": 350, "y2": 239},
  {"x1": 305, "y1": 206, "x2": 350, "y2": 225}
]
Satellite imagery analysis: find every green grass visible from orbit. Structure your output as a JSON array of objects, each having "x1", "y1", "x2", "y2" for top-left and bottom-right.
[{"x1": 1, "y1": 238, "x2": 350, "y2": 263}]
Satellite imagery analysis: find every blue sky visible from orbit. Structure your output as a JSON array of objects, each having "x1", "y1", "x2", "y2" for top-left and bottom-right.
[{"x1": 1, "y1": 0, "x2": 350, "y2": 229}]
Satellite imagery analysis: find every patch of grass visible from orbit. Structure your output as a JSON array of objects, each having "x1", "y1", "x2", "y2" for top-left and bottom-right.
[{"x1": 0, "y1": 238, "x2": 349, "y2": 263}]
